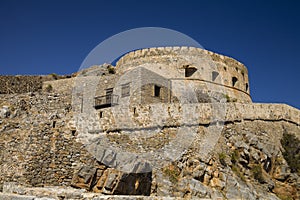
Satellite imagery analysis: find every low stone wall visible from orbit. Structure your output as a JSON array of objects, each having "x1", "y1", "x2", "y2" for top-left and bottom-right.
[
  {"x1": 0, "y1": 75, "x2": 69, "y2": 94},
  {"x1": 90, "y1": 103, "x2": 300, "y2": 132},
  {"x1": 0, "y1": 75, "x2": 44, "y2": 94},
  {"x1": 43, "y1": 78, "x2": 75, "y2": 94}
]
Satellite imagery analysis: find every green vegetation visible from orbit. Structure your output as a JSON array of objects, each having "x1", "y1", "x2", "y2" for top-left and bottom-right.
[
  {"x1": 280, "y1": 131, "x2": 300, "y2": 174},
  {"x1": 251, "y1": 164, "x2": 264, "y2": 183},
  {"x1": 107, "y1": 66, "x2": 115, "y2": 74},
  {"x1": 81, "y1": 70, "x2": 87, "y2": 76},
  {"x1": 231, "y1": 149, "x2": 239, "y2": 164},
  {"x1": 223, "y1": 94, "x2": 230, "y2": 102},
  {"x1": 163, "y1": 164, "x2": 180, "y2": 184},
  {"x1": 232, "y1": 165, "x2": 246, "y2": 181},
  {"x1": 45, "y1": 84, "x2": 53, "y2": 92},
  {"x1": 219, "y1": 152, "x2": 227, "y2": 166},
  {"x1": 277, "y1": 194, "x2": 294, "y2": 200},
  {"x1": 50, "y1": 73, "x2": 58, "y2": 80},
  {"x1": 230, "y1": 149, "x2": 245, "y2": 181},
  {"x1": 223, "y1": 94, "x2": 237, "y2": 102}
]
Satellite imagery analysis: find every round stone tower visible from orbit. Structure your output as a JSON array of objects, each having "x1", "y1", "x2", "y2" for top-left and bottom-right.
[{"x1": 115, "y1": 46, "x2": 251, "y2": 103}]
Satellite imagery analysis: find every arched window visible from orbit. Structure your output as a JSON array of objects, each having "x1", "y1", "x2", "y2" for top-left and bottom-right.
[{"x1": 232, "y1": 77, "x2": 238, "y2": 87}]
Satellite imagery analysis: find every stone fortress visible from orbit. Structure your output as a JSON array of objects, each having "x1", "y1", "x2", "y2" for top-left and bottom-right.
[
  {"x1": 0, "y1": 47, "x2": 299, "y2": 199},
  {"x1": 113, "y1": 46, "x2": 251, "y2": 103}
]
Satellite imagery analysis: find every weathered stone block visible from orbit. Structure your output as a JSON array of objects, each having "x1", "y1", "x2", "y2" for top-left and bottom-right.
[{"x1": 71, "y1": 165, "x2": 97, "y2": 190}]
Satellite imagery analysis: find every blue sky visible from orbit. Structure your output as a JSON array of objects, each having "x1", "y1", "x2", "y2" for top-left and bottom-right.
[{"x1": 0, "y1": 0, "x2": 299, "y2": 109}]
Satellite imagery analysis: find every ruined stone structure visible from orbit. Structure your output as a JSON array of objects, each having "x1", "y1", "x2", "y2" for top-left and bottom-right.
[
  {"x1": 114, "y1": 47, "x2": 251, "y2": 103},
  {"x1": 0, "y1": 74, "x2": 69, "y2": 94},
  {"x1": 0, "y1": 47, "x2": 299, "y2": 200}
]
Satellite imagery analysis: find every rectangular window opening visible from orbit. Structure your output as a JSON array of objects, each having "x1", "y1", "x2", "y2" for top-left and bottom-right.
[
  {"x1": 212, "y1": 71, "x2": 219, "y2": 81},
  {"x1": 121, "y1": 83, "x2": 130, "y2": 97},
  {"x1": 105, "y1": 88, "x2": 113, "y2": 104},
  {"x1": 154, "y1": 85, "x2": 161, "y2": 97}
]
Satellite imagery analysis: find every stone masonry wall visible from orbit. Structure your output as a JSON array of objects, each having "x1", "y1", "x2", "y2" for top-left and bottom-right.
[
  {"x1": 0, "y1": 91, "x2": 299, "y2": 199},
  {"x1": 0, "y1": 92, "x2": 95, "y2": 189},
  {"x1": 0, "y1": 75, "x2": 69, "y2": 94},
  {"x1": 93, "y1": 103, "x2": 300, "y2": 132},
  {"x1": 0, "y1": 75, "x2": 44, "y2": 94},
  {"x1": 42, "y1": 47, "x2": 252, "y2": 106},
  {"x1": 116, "y1": 47, "x2": 250, "y2": 97},
  {"x1": 0, "y1": 92, "x2": 152, "y2": 196}
]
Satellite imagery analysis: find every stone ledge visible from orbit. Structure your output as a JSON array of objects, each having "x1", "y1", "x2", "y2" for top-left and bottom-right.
[
  {"x1": 115, "y1": 46, "x2": 245, "y2": 72},
  {"x1": 90, "y1": 103, "x2": 299, "y2": 133},
  {"x1": 0, "y1": 193, "x2": 37, "y2": 200},
  {"x1": 0, "y1": 192, "x2": 213, "y2": 200},
  {"x1": 1, "y1": 182, "x2": 214, "y2": 199}
]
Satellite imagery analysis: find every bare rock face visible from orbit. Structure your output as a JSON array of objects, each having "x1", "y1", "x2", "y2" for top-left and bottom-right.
[
  {"x1": 147, "y1": 120, "x2": 299, "y2": 199},
  {"x1": 71, "y1": 164, "x2": 152, "y2": 195},
  {"x1": 71, "y1": 165, "x2": 97, "y2": 190}
]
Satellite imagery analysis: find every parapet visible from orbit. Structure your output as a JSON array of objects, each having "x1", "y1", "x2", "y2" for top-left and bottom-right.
[{"x1": 116, "y1": 46, "x2": 247, "y2": 73}]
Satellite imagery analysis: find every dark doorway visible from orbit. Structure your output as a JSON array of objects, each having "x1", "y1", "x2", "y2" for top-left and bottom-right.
[{"x1": 154, "y1": 85, "x2": 161, "y2": 97}]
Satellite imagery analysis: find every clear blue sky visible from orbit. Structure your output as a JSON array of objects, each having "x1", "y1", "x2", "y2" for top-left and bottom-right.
[{"x1": 0, "y1": 0, "x2": 299, "y2": 109}]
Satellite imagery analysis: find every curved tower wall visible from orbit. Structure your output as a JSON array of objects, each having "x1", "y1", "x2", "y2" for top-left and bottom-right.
[{"x1": 116, "y1": 47, "x2": 251, "y2": 103}]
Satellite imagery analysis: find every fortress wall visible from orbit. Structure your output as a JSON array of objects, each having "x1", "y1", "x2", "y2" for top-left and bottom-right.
[
  {"x1": 0, "y1": 92, "x2": 299, "y2": 190},
  {"x1": 0, "y1": 75, "x2": 49, "y2": 94},
  {"x1": 0, "y1": 75, "x2": 70, "y2": 94},
  {"x1": 43, "y1": 74, "x2": 119, "y2": 97},
  {"x1": 115, "y1": 47, "x2": 250, "y2": 99},
  {"x1": 116, "y1": 47, "x2": 247, "y2": 74},
  {"x1": 43, "y1": 78, "x2": 75, "y2": 94},
  {"x1": 0, "y1": 93, "x2": 97, "y2": 189},
  {"x1": 92, "y1": 103, "x2": 300, "y2": 132},
  {"x1": 42, "y1": 47, "x2": 251, "y2": 104},
  {"x1": 170, "y1": 79, "x2": 251, "y2": 103},
  {"x1": 42, "y1": 75, "x2": 114, "y2": 95}
]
